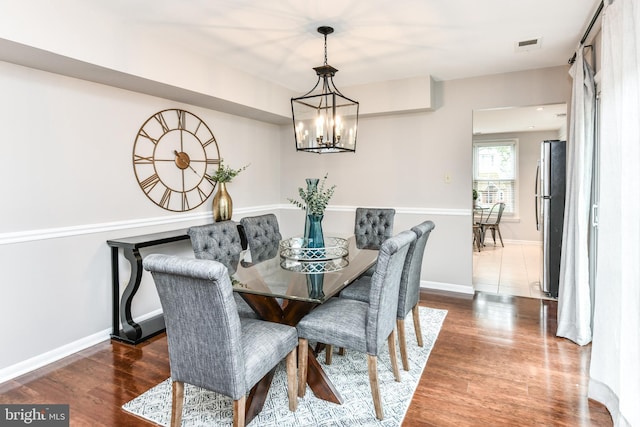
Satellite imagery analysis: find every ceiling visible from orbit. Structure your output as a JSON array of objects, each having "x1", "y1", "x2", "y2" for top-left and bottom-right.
[
  {"x1": 473, "y1": 103, "x2": 567, "y2": 135},
  {"x1": 95, "y1": 0, "x2": 601, "y2": 92}
]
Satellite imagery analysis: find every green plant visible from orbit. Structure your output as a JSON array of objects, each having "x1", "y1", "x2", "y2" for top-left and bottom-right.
[
  {"x1": 288, "y1": 173, "x2": 336, "y2": 216},
  {"x1": 473, "y1": 189, "x2": 478, "y2": 200},
  {"x1": 207, "y1": 159, "x2": 249, "y2": 183}
]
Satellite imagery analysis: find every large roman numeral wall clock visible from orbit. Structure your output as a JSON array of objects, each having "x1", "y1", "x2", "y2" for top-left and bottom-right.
[{"x1": 133, "y1": 109, "x2": 220, "y2": 211}]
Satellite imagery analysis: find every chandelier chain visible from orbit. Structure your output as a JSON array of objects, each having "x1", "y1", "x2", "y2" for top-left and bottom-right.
[{"x1": 324, "y1": 33, "x2": 328, "y2": 66}]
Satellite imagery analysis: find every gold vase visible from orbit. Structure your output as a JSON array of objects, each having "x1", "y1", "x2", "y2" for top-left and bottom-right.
[{"x1": 212, "y1": 182, "x2": 233, "y2": 221}]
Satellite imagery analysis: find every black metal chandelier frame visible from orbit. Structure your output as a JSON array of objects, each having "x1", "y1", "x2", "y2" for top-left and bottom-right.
[{"x1": 291, "y1": 26, "x2": 359, "y2": 154}]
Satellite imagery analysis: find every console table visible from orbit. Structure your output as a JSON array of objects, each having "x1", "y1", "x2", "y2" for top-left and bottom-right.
[{"x1": 107, "y1": 228, "x2": 190, "y2": 344}]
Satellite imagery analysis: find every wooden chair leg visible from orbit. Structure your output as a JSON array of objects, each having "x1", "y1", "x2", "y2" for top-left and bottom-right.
[
  {"x1": 412, "y1": 304, "x2": 423, "y2": 347},
  {"x1": 397, "y1": 318, "x2": 409, "y2": 371},
  {"x1": 171, "y1": 380, "x2": 184, "y2": 427},
  {"x1": 286, "y1": 348, "x2": 298, "y2": 411},
  {"x1": 338, "y1": 347, "x2": 346, "y2": 356},
  {"x1": 387, "y1": 328, "x2": 401, "y2": 382},
  {"x1": 367, "y1": 355, "x2": 384, "y2": 420},
  {"x1": 298, "y1": 338, "x2": 308, "y2": 397},
  {"x1": 233, "y1": 395, "x2": 246, "y2": 427},
  {"x1": 325, "y1": 344, "x2": 333, "y2": 365}
]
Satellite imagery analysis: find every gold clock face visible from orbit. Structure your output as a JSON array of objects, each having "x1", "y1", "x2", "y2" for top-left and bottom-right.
[{"x1": 133, "y1": 109, "x2": 220, "y2": 211}]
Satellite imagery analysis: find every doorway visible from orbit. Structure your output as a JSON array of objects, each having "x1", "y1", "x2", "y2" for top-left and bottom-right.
[{"x1": 472, "y1": 104, "x2": 567, "y2": 300}]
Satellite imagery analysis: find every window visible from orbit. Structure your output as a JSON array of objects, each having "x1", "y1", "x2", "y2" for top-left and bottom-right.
[{"x1": 473, "y1": 139, "x2": 517, "y2": 215}]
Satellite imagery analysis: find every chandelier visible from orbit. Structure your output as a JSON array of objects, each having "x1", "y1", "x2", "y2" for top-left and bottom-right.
[{"x1": 291, "y1": 26, "x2": 359, "y2": 153}]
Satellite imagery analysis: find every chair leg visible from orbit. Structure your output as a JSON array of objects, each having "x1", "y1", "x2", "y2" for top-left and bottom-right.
[
  {"x1": 298, "y1": 338, "x2": 308, "y2": 397},
  {"x1": 233, "y1": 395, "x2": 246, "y2": 427},
  {"x1": 325, "y1": 344, "x2": 333, "y2": 365},
  {"x1": 367, "y1": 355, "x2": 384, "y2": 420},
  {"x1": 338, "y1": 347, "x2": 346, "y2": 356},
  {"x1": 387, "y1": 328, "x2": 401, "y2": 382},
  {"x1": 285, "y1": 348, "x2": 298, "y2": 411},
  {"x1": 397, "y1": 318, "x2": 409, "y2": 371},
  {"x1": 412, "y1": 304, "x2": 423, "y2": 347},
  {"x1": 171, "y1": 380, "x2": 184, "y2": 427},
  {"x1": 496, "y1": 225, "x2": 504, "y2": 247},
  {"x1": 473, "y1": 227, "x2": 482, "y2": 252}
]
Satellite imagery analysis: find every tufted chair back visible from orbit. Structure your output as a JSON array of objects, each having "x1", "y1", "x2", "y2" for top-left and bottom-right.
[
  {"x1": 354, "y1": 208, "x2": 396, "y2": 250},
  {"x1": 240, "y1": 214, "x2": 282, "y2": 262},
  {"x1": 187, "y1": 221, "x2": 243, "y2": 274}
]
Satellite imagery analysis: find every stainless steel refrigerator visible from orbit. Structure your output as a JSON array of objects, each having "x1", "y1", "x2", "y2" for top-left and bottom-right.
[{"x1": 535, "y1": 140, "x2": 566, "y2": 298}]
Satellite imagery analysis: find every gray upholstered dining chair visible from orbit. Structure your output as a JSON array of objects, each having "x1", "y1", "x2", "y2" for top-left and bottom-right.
[
  {"x1": 340, "y1": 221, "x2": 435, "y2": 371},
  {"x1": 239, "y1": 214, "x2": 282, "y2": 262},
  {"x1": 354, "y1": 207, "x2": 396, "y2": 250},
  {"x1": 296, "y1": 230, "x2": 416, "y2": 420},
  {"x1": 188, "y1": 221, "x2": 243, "y2": 271},
  {"x1": 476, "y1": 202, "x2": 505, "y2": 247},
  {"x1": 354, "y1": 207, "x2": 396, "y2": 277},
  {"x1": 187, "y1": 221, "x2": 257, "y2": 318},
  {"x1": 142, "y1": 254, "x2": 298, "y2": 427}
]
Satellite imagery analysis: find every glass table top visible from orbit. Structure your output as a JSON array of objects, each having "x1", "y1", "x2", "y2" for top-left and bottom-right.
[{"x1": 231, "y1": 236, "x2": 378, "y2": 303}]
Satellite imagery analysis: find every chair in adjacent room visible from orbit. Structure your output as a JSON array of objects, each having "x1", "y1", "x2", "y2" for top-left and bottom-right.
[
  {"x1": 340, "y1": 221, "x2": 435, "y2": 371},
  {"x1": 476, "y1": 202, "x2": 505, "y2": 247},
  {"x1": 187, "y1": 221, "x2": 257, "y2": 318},
  {"x1": 142, "y1": 254, "x2": 298, "y2": 427},
  {"x1": 239, "y1": 214, "x2": 282, "y2": 262},
  {"x1": 296, "y1": 230, "x2": 416, "y2": 420}
]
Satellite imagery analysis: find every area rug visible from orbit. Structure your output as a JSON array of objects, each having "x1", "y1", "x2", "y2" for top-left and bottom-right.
[{"x1": 123, "y1": 306, "x2": 447, "y2": 426}]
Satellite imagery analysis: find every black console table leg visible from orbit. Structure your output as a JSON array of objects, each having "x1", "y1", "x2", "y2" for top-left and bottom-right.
[
  {"x1": 111, "y1": 247, "x2": 120, "y2": 337},
  {"x1": 108, "y1": 229, "x2": 189, "y2": 344},
  {"x1": 120, "y1": 248, "x2": 143, "y2": 341}
]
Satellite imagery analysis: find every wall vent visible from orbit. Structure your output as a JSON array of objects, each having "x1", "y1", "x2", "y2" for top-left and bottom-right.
[{"x1": 515, "y1": 37, "x2": 542, "y2": 52}]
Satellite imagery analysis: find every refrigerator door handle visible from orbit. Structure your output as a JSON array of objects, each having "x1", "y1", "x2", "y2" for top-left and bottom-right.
[
  {"x1": 592, "y1": 203, "x2": 599, "y2": 227},
  {"x1": 535, "y1": 162, "x2": 540, "y2": 231}
]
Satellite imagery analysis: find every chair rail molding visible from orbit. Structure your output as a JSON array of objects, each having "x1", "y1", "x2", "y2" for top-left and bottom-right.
[
  {"x1": 281, "y1": 204, "x2": 470, "y2": 217},
  {"x1": 0, "y1": 205, "x2": 281, "y2": 245}
]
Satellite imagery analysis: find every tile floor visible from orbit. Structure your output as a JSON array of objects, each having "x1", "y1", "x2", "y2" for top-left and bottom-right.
[{"x1": 473, "y1": 241, "x2": 554, "y2": 300}]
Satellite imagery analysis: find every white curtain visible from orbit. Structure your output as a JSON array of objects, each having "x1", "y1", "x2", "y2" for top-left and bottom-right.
[
  {"x1": 556, "y1": 46, "x2": 595, "y2": 345},
  {"x1": 589, "y1": 0, "x2": 640, "y2": 426}
]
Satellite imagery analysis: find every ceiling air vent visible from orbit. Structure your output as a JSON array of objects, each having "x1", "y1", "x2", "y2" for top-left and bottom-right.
[{"x1": 515, "y1": 37, "x2": 542, "y2": 52}]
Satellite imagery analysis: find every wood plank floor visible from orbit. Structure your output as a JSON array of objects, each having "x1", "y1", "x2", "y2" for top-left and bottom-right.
[{"x1": 0, "y1": 290, "x2": 612, "y2": 426}]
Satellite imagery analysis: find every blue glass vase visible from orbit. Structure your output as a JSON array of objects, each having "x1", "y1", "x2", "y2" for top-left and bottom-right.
[
  {"x1": 306, "y1": 273, "x2": 325, "y2": 300},
  {"x1": 305, "y1": 213, "x2": 325, "y2": 249},
  {"x1": 303, "y1": 178, "x2": 319, "y2": 239}
]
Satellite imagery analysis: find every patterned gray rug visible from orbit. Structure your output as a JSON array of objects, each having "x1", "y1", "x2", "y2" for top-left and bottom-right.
[{"x1": 123, "y1": 306, "x2": 447, "y2": 426}]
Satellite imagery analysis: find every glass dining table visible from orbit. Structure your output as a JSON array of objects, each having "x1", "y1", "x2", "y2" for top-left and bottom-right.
[{"x1": 229, "y1": 235, "x2": 378, "y2": 422}]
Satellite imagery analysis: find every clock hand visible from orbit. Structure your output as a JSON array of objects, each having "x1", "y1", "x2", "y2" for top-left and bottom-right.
[{"x1": 173, "y1": 150, "x2": 202, "y2": 177}]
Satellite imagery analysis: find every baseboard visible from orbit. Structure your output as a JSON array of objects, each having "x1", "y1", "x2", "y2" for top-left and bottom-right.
[
  {"x1": 502, "y1": 239, "x2": 542, "y2": 246},
  {"x1": 0, "y1": 308, "x2": 162, "y2": 385},
  {"x1": 421, "y1": 280, "x2": 474, "y2": 295},
  {"x1": 588, "y1": 378, "x2": 627, "y2": 425}
]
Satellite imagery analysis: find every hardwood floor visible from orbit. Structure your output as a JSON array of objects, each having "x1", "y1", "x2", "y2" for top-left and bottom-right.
[{"x1": 0, "y1": 290, "x2": 612, "y2": 426}]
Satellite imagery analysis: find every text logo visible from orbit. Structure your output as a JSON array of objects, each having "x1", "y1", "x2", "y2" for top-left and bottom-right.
[{"x1": 0, "y1": 405, "x2": 69, "y2": 426}]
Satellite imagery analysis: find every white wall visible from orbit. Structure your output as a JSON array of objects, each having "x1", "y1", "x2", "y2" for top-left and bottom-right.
[
  {"x1": 280, "y1": 66, "x2": 571, "y2": 292},
  {"x1": 0, "y1": 60, "x2": 282, "y2": 378}
]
